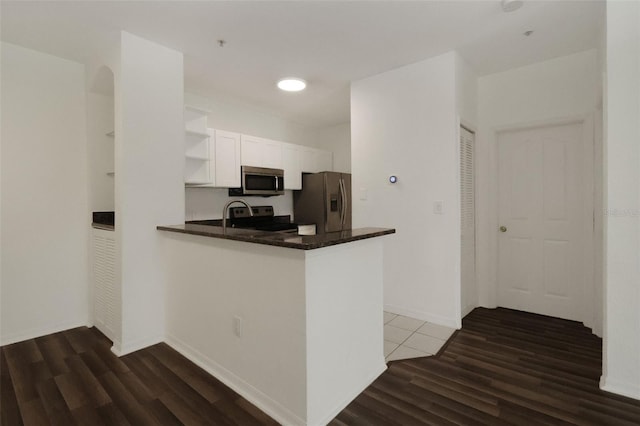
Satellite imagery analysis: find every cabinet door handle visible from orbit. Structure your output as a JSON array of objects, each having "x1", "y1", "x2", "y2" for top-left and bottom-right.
[{"x1": 499, "y1": 226, "x2": 507, "y2": 233}]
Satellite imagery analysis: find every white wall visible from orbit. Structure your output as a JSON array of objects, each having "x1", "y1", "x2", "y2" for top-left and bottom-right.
[
  {"x1": 601, "y1": 0, "x2": 640, "y2": 400},
  {"x1": 475, "y1": 49, "x2": 600, "y2": 330},
  {"x1": 351, "y1": 51, "x2": 462, "y2": 328},
  {"x1": 0, "y1": 43, "x2": 90, "y2": 345},
  {"x1": 116, "y1": 32, "x2": 185, "y2": 354},
  {"x1": 312, "y1": 122, "x2": 351, "y2": 173},
  {"x1": 455, "y1": 53, "x2": 478, "y2": 130},
  {"x1": 87, "y1": 91, "x2": 115, "y2": 211},
  {"x1": 186, "y1": 92, "x2": 317, "y2": 147}
]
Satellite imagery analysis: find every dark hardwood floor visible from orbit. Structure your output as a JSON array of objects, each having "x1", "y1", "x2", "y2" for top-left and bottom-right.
[
  {"x1": 2, "y1": 307, "x2": 640, "y2": 425},
  {"x1": 332, "y1": 308, "x2": 640, "y2": 426}
]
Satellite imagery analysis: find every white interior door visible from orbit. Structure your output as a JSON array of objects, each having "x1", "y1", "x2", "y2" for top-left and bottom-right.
[{"x1": 497, "y1": 122, "x2": 584, "y2": 321}]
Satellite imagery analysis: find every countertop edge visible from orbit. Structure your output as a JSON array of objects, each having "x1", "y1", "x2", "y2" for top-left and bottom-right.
[
  {"x1": 92, "y1": 223, "x2": 115, "y2": 231},
  {"x1": 157, "y1": 225, "x2": 395, "y2": 250}
]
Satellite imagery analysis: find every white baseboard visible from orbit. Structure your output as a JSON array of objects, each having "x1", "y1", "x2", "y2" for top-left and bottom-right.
[
  {"x1": 0, "y1": 319, "x2": 88, "y2": 346},
  {"x1": 384, "y1": 304, "x2": 459, "y2": 329},
  {"x1": 600, "y1": 375, "x2": 640, "y2": 400},
  {"x1": 165, "y1": 333, "x2": 306, "y2": 426},
  {"x1": 116, "y1": 334, "x2": 164, "y2": 356}
]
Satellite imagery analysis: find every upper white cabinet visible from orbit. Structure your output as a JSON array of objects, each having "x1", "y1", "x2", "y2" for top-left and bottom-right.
[
  {"x1": 241, "y1": 135, "x2": 282, "y2": 169},
  {"x1": 281, "y1": 143, "x2": 302, "y2": 190},
  {"x1": 214, "y1": 129, "x2": 241, "y2": 188},
  {"x1": 184, "y1": 106, "x2": 212, "y2": 185},
  {"x1": 184, "y1": 108, "x2": 333, "y2": 188}
]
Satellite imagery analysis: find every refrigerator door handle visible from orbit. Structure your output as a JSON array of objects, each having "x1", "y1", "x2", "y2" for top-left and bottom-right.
[
  {"x1": 339, "y1": 178, "x2": 346, "y2": 227},
  {"x1": 342, "y1": 178, "x2": 348, "y2": 226}
]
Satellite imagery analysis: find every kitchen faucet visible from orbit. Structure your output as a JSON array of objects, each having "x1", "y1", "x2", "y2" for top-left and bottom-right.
[{"x1": 222, "y1": 199, "x2": 253, "y2": 234}]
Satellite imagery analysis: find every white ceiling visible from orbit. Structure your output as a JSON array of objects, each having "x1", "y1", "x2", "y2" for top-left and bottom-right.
[{"x1": 1, "y1": 1, "x2": 604, "y2": 128}]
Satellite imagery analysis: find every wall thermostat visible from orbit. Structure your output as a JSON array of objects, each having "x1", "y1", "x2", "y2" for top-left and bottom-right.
[{"x1": 389, "y1": 175, "x2": 398, "y2": 184}]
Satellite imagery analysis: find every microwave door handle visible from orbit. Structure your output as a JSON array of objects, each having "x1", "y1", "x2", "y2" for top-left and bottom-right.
[{"x1": 275, "y1": 175, "x2": 279, "y2": 191}]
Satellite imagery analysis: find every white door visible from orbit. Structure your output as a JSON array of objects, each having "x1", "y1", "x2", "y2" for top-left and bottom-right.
[{"x1": 498, "y1": 122, "x2": 584, "y2": 321}]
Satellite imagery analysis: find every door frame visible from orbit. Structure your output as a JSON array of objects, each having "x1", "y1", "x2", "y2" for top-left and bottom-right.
[{"x1": 485, "y1": 114, "x2": 597, "y2": 332}]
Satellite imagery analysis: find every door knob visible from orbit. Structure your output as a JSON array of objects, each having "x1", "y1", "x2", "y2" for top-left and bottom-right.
[{"x1": 499, "y1": 226, "x2": 507, "y2": 233}]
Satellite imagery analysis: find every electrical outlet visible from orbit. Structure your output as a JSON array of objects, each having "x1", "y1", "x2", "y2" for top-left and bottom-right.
[{"x1": 233, "y1": 316, "x2": 243, "y2": 338}]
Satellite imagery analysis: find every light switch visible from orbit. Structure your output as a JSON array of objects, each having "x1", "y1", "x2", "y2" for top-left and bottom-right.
[
  {"x1": 433, "y1": 200, "x2": 443, "y2": 214},
  {"x1": 359, "y1": 188, "x2": 368, "y2": 201}
]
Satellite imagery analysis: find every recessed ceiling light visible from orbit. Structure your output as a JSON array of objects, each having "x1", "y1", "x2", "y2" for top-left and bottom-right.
[
  {"x1": 277, "y1": 78, "x2": 307, "y2": 92},
  {"x1": 501, "y1": 0, "x2": 523, "y2": 12}
]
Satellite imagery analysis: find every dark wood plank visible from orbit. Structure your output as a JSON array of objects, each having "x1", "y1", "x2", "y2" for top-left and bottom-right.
[
  {"x1": 142, "y1": 398, "x2": 183, "y2": 426},
  {"x1": 0, "y1": 348, "x2": 24, "y2": 426},
  {"x1": 334, "y1": 307, "x2": 640, "y2": 426},
  {"x1": 54, "y1": 371, "x2": 92, "y2": 410},
  {"x1": 3, "y1": 340, "x2": 44, "y2": 404},
  {"x1": 96, "y1": 371, "x2": 159, "y2": 425},
  {"x1": 65, "y1": 353, "x2": 112, "y2": 407},
  {"x1": 69, "y1": 404, "x2": 108, "y2": 426},
  {"x1": 35, "y1": 333, "x2": 73, "y2": 376},
  {"x1": 18, "y1": 398, "x2": 50, "y2": 426},
  {"x1": 3, "y1": 308, "x2": 640, "y2": 426},
  {"x1": 34, "y1": 378, "x2": 76, "y2": 426}
]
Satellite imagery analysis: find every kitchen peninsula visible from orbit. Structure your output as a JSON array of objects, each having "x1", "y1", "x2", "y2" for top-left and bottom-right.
[{"x1": 157, "y1": 225, "x2": 395, "y2": 426}]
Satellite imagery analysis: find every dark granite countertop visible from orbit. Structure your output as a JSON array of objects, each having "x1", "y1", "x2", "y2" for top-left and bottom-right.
[
  {"x1": 157, "y1": 224, "x2": 395, "y2": 250},
  {"x1": 92, "y1": 223, "x2": 115, "y2": 231},
  {"x1": 92, "y1": 211, "x2": 114, "y2": 230}
]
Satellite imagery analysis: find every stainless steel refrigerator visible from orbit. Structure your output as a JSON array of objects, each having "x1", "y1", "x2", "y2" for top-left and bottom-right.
[{"x1": 293, "y1": 172, "x2": 352, "y2": 234}]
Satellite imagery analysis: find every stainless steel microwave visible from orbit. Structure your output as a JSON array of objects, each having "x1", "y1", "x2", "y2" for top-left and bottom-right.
[{"x1": 230, "y1": 165, "x2": 285, "y2": 196}]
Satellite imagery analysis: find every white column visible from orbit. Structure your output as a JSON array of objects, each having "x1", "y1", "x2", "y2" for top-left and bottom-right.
[
  {"x1": 116, "y1": 32, "x2": 185, "y2": 354},
  {"x1": 602, "y1": 0, "x2": 640, "y2": 400}
]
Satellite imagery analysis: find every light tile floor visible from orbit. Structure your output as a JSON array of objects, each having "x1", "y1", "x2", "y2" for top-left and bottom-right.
[{"x1": 383, "y1": 311, "x2": 456, "y2": 362}]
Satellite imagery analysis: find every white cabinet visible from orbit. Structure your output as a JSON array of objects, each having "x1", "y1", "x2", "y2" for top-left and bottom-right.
[
  {"x1": 183, "y1": 108, "x2": 334, "y2": 189},
  {"x1": 241, "y1": 135, "x2": 282, "y2": 169},
  {"x1": 281, "y1": 142, "x2": 302, "y2": 190},
  {"x1": 184, "y1": 106, "x2": 212, "y2": 185},
  {"x1": 213, "y1": 129, "x2": 241, "y2": 188},
  {"x1": 302, "y1": 147, "x2": 333, "y2": 173},
  {"x1": 92, "y1": 228, "x2": 119, "y2": 343}
]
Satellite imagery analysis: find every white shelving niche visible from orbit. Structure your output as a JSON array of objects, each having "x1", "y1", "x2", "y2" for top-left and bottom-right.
[{"x1": 184, "y1": 105, "x2": 213, "y2": 185}]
